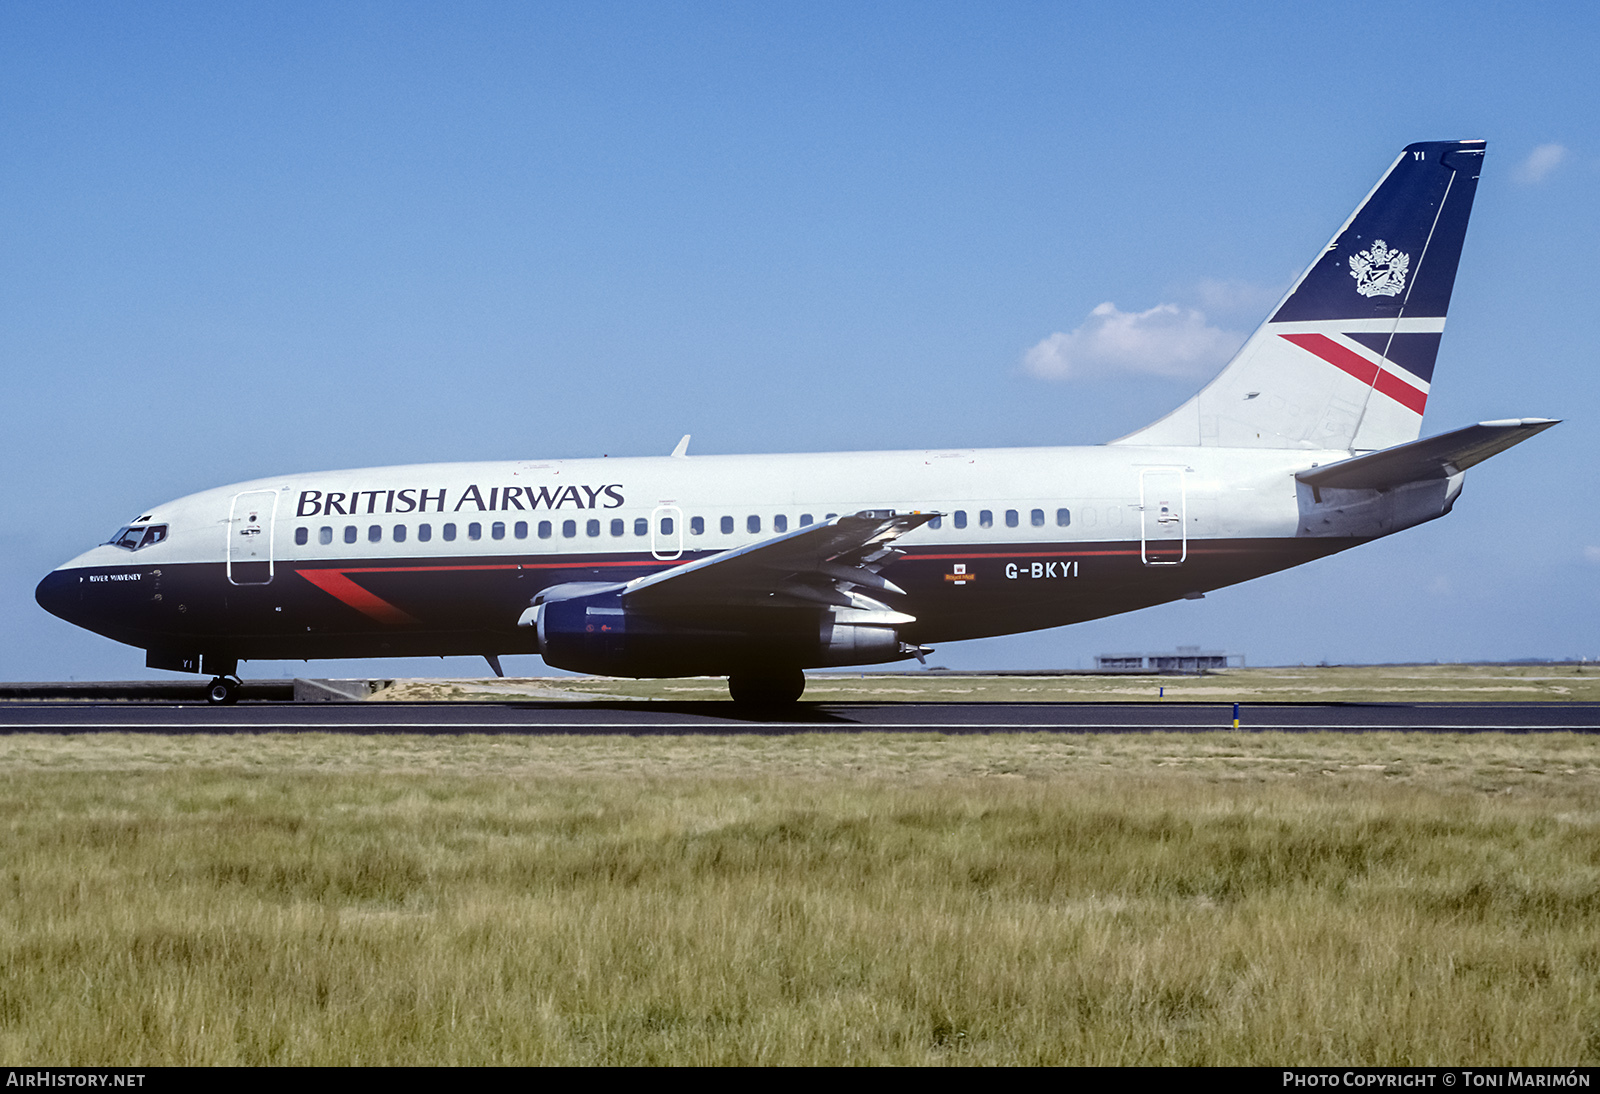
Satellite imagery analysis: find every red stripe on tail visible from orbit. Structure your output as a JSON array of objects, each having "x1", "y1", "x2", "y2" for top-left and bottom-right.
[{"x1": 1280, "y1": 333, "x2": 1427, "y2": 414}]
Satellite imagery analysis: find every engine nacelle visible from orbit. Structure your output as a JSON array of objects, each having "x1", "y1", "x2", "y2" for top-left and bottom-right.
[
  {"x1": 522, "y1": 582, "x2": 630, "y2": 672},
  {"x1": 816, "y1": 609, "x2": 904, "y2": 665},
  {"x1": 519, "y1": 583, "x2": 915, "y2": 677}
]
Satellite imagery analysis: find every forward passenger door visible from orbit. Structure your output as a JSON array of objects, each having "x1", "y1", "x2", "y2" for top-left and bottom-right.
[{"x1": 227, "y1": 490, "x2": 278, "y2": 585}]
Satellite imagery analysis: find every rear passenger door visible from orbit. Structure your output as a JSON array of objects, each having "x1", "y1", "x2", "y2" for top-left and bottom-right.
[{"x1": 1139, "y1": 469, "x2": 1186, "y2": 565}]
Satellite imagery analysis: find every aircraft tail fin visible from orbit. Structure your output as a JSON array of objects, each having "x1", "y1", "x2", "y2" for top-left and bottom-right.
[{"x1": 1114, "y1": 140, "x2": 1486, "y2": 451}]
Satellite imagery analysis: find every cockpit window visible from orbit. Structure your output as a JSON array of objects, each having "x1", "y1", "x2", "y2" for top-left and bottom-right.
[{"x1": 108, "y1": 524, "x2": 169, "y2": 551}]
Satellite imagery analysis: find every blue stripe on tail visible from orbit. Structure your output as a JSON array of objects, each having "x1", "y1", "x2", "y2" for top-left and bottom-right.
[{"x1": 1346, "y1": 332, "x2": 1443, "y2": 383}]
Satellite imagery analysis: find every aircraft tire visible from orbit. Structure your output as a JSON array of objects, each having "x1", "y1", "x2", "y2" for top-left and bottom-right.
[
  {"x1": 727, "y1": 668, "x2": 805, "y2": 706},
  {"x1": 205, "y1": 676, "x2": 241, "y2": 705}
]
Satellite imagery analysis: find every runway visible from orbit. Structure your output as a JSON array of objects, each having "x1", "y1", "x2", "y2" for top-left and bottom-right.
[{"x1": 2, "y1": 700, "x2": 1596, "y2": 733}]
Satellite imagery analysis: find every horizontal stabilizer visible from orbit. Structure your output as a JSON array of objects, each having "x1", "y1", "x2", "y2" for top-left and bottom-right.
[{"x1": 1297, "y1": 418, "x2": 1559, "y2": 490}]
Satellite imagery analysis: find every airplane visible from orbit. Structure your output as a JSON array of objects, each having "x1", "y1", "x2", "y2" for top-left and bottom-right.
[{"x1": 35, "y1": 139, "x2": 1558, "y2": 705}]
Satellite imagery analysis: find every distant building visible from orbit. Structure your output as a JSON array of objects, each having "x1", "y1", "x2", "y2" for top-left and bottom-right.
[
  {"x1": 1095, "y1": 646, "x2": 1243, "y2": 673},
  {"x1": 1095, "y1": 655, "x2": 1147, "y2": 670}
]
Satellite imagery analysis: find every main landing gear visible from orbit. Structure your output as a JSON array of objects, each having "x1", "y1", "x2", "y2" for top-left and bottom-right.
[
  {"x1": 727, "y1": 668, "x2": 806, "y2": 707},
  {"x1": 205, "y1": 676, "x2": 242, "y2": 705}
]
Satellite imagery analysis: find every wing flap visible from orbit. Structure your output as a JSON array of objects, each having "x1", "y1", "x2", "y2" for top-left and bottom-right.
[{"x1": 623, "y1": 511, "x2": 938, "y2": 612}]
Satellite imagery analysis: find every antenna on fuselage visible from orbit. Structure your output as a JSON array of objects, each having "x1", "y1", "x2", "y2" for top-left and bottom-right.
[{"x1": 671, "y1": 434, "x2": 691, "y2": 458}]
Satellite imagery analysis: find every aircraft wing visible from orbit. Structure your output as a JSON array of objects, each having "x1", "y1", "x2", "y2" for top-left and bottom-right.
[
  {"x1": 622, "y1": 510, "x2": 939, "y2": 613},
  {"x1": 1297, "y1": 418, "x2": 1559, "y2": 490}
]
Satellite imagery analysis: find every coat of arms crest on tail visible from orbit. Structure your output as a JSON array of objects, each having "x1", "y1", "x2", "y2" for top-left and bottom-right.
[{"x1": 1349, "y1": 239, "x2": 1410, "y2": 298}]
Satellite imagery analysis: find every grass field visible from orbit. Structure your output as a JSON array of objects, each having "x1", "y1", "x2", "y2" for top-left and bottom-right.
[
  {"x1": 2, "y1": 729, "x2": 1598, "y2": 1065},
  {"x1": 375, "y1": 662, "x2": 1600, "y2": 704}
]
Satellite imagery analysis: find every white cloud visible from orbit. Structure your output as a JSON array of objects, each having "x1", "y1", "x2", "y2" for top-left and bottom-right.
[
  {"x1": 1022, "y1": 302, "x2": 1243, "y2": 381},
  {"x1": 1515, "y1": 143, "x2": 1568, "y2": 185}
]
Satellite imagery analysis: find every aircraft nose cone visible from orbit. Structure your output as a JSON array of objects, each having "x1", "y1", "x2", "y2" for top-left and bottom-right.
[{"x1": 35, "y1": 569, "x2": 79, "y2": 623}]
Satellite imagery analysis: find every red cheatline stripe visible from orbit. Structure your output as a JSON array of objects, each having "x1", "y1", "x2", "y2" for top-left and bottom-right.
[
  {"x1": 912, "y1": 548, "x2": 1250, "y2": 560},
  {"x1": 295, "y1": 569, "x2": 420, "y2": 625},
  {"x1": 1279, "y1": 333, "x2": 1428, "y2": 415},
  {"x1": 295, "y1": 543, "x2": 1261, "y2": 622},
  {"x1": 307, "y1": 546, "x2": 1255, "y2": 580},
  {"x1": 326, "y1": 560, "x2": 660, "y2": 574}
]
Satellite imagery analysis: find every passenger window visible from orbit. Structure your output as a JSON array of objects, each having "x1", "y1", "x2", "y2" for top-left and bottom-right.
[
  {"x1": 800, "y1": 514, "x2": 813, "y2": 526},
  {"x1": 295, "y1": 527, "x2": 309, "y2": 546},
  {"x1": 538, "y1": 521, "x2": 552, "y2": 539},
  {"x1": 393, "y1": 524, "x2": 407, "y2": 543},
  {"x1": 344, "y1": 526, "x2": 357, "y2": 544},
  {"x1": 418, "y1": 524, "x2": 432, "y2": 542},
  {"x1": 1031, "y1": 509, "x2": 1045, "y2": 527},
  {"x1": 368, "y1": 525, "x2": 382, "y2": 543},
  {"x1": 928, "y1": 515, "x2": 942, "y2": 530},
  {"x1": 1005, "y1": 510, "x2": 1018, "y2": 528},
  {"x1": 825, "y1": 513, "x2": 837, "y2": 520},
  {"x1": 1056, "y1": 508, "x2": 1071, "y2": 527},
  {"x1": 720, "y1": 516, "x2": 734, "y2": 534},
  {"x1": 320, "y1": 526, "x2": 333, "y2": 545},
  {"x1": 491, "y1": 522, "x2": 505, "y2": 540},
  {"x1": 774, "y1": 514, "x2": 788, "y2": 533},
  {"x1": 587, "y1": 519, "x2": 600, "y2": 537},
  {"x1": 634, "y1": 517, "x2": 648, "y2": 536},
  {"x1": 980, "y1": 510, "x2": 994, "y2": 528},
  {"x1": 563, "y1": 520, "x2": 576, "y2": 538},
  {"x1": 515, "y1": 521, "x2": 528, "y2": 539},
  {"x1": 468, "y1": 522, "x2": 482, "y2": 541},
  {"x1": 660, "y1": 517, "x2": 674, "y2": 535},
  {"x1": 747, "y1": 515, "x2": 760, "y2": 534},
  {"x1": 953, "y1": 511, "x2": 967, "y2": 530},
  {"x1": 611, "y1": 519, "x2": 624, "y2": 537},
  {"x1": 443, "y1": 523, "x2": 457, "y2": 542},
  {"x1": 690, "y1": 516, "x2": 705, "y2": 535}
]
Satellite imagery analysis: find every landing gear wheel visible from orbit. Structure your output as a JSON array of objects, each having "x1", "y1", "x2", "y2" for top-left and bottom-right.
[
  {"x1": 205, "y1": 676, "x2": 241, "y2": 705},
  {"x1": 727, "y1": 668, "x2": 805, "y2": 706}
]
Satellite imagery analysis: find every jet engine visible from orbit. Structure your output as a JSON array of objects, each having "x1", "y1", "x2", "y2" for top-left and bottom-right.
[{"x1": 520, "y1": 581, "x2": 914, "y2": 677}]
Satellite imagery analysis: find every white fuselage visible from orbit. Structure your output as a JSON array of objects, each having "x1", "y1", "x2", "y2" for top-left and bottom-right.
[
  {"x1": 58, "y1": 443, "x2": 1327, "y2": 573},
  {"x1": 38, "y1": 441, "x2": 1384, "y2": 680}
]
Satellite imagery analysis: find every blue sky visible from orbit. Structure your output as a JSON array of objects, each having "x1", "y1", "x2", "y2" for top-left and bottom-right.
[{"x1": 3, "y1": 2, "x2": 1595, "y2": 680}]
